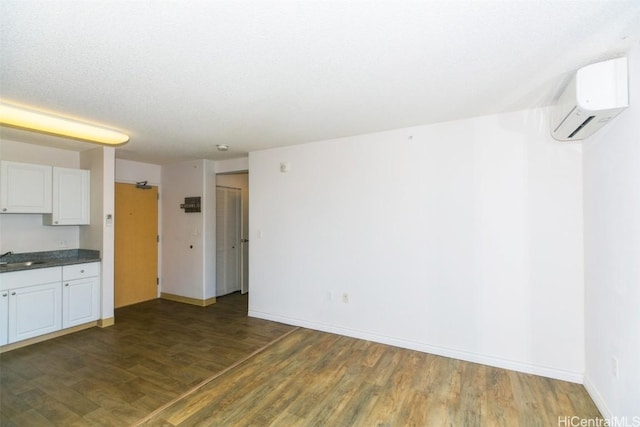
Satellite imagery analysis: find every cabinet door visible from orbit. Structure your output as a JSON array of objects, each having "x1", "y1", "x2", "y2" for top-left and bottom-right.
[
  {"x1": 8, "y1": 282, "x2": 62, "y2": 343},
  {"x1": 45, "y1": 167, "x2": 90, "y2": 225},
  {"x1": 0, "y1": 290, "x2": 8, "y2": 346},
  {"x1": 63, "y1": 277, "x2": 99, "y2": 328},
  {"x1": 0, "y1": 161, "x2": 52, "y2": 213}
]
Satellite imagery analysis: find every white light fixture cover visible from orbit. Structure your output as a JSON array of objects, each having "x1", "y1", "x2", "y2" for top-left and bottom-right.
[{"x1": 0, "y1": 102, "x2": 129, "y2": 145}]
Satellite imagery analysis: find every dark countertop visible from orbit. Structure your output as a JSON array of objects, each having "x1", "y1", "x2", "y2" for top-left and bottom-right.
[{"x1": 0, "y1": 249, "x2": 101, "y2": 273}]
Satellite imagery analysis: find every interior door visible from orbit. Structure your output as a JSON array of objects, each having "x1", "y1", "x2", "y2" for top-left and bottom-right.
[
  {"x1": 216, "y1": 186, "x2": 241, "y2": 296},
  {"x1": 114, "y1": 183, "x2": 158, "y2": 308}
]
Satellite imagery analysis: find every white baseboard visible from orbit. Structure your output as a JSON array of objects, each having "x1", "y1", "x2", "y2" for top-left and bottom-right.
[
  {"x1": 249, "y1": 310, "x2": 584, "y2": 384},
  {"x1": 583, "y1": 375, "x2": 613, "y2": 419}
]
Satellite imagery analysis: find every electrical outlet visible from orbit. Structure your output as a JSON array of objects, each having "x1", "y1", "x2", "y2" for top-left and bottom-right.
[
  {"x1": 342, "y1": 293, "x2": 349, "y2": 303},
  {"x1": 612, "y1": 356, "x2": 619, "y2": 378}
]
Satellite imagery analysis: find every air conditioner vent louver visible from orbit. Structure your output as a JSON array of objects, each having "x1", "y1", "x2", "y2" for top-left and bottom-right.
[
  {"x1": 552, "y1": 57, "x2": 628, "y2": 141},
  {"x1": 567, "y1": 116, "x2": 595, "y2": 139}
]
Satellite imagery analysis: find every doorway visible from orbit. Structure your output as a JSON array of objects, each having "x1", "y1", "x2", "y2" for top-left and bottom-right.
[
  {"x1": 114, "y1": 182, "x2": 159, "y2": 308},
  {"x1": 216, "y1": 173, "x2": 249, "y2": 295},
  {"x1": 216, "y1": 186, "x2": 241, "y2": 296}
]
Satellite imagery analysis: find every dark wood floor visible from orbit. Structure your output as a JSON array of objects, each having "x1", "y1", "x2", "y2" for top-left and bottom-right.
[
  {"x1": 0, "y1": 292, "x2": 295, "y2": 426},
  {"x1": 1, "y1": 293, "x2": 601, "y2": 426}
]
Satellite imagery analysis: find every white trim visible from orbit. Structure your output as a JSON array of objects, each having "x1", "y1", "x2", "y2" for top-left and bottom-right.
[
  {"x1": 583, "y1": 375, "x2": 613, "y2": 419},
  {"x1": 249, "y1": 310, "x2": 584, "y2": 384}
]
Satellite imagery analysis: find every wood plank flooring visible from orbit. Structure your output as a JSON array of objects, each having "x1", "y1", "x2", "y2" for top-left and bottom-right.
[
  {"x1": 1, "y1": 292, "x2": 602, "y2": 426},
  {"x1": 139, "y1": 328, "x2": 602, "y2": 426},
  {"x1": 0, "y1": 292, "x2": 295, "y2": 426}
]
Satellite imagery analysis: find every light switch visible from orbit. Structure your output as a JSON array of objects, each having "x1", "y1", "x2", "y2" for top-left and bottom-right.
[{"x1": 280, "y1": 162, "x2": 290, "y2": 173}]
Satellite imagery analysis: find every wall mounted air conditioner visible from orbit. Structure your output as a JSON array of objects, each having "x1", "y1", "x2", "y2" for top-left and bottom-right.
[{"x1": 552, "y1": 57, "x2": 628, "y2": 141}]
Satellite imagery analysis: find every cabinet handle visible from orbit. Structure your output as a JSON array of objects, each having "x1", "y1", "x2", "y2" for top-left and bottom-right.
[
  {"x1": 11, "y1": 292, "x2": 16, "y2": 296},
  {"x1": 80, "y1": 270, "x2": 85, "y2": 273},
  {"x1": 65, "y1": 283, "x2": 69, "y2": 287},
  {"x1": 54, "y1": 221, "x2": 59, "y2": 224},
  {"x1": 2, "y1": 208, "x2": 6, "y2": 212},
  {"x1": 1, "y1": 293, "x2": 7, "y2": 297}
]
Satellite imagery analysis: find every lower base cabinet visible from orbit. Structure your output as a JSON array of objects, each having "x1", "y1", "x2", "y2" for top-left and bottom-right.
[
  {"x1": 63, "y1": 277, "x2": 99, "y2": 328},
  {"x1": 0, "y1": 261, "x2": 100, "y2": 347},
  {"x1": 9, "y1": 282, "x2": 62, "y2": 343},
  {"x1": 0, "y1": 292, "x2": 8, "y2": 346}
]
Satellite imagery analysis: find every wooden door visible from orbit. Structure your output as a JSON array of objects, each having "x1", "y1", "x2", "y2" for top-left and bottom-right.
[{"x1": 115, "y1": 183, "x2": 158, "y2": 308}]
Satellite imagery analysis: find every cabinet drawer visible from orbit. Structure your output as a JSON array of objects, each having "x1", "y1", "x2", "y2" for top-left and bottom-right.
[
  {"x1": 1, "y1": 266, "x2": 62, "y2": 291},
  {"x1": 63, "y1": 262, "x2": 100, "y2": 281}
]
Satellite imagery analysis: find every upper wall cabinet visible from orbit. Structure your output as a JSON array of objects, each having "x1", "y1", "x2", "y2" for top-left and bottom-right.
[
  {"x1": 43, "y1": 167, "x2": 90, "y2": 226},
  {"x1": 0, "y1": 161, "x2": 53, "y2": 213}
]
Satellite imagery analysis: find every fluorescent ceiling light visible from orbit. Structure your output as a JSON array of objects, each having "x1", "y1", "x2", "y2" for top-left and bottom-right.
[{"x1": 0, "y1": 102, "x2": 129, "y2": 145}]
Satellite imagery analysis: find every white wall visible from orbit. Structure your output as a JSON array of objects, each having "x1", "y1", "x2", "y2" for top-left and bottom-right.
[
  {"x1": 249, "y1": 107, "x2": 584, "y2": 382},
  {"x1": 0, "y1": 140, "x2": 80, "y2": 167},
  {"x1": 80, "y1": 147, "x2": 116, "y2": 322},
  {"x1": 203, "y1": 160, "x2": 217, "y2": 299},
  {"x1": 214, "y1": 157, "x2": 248, "y2": 174},
  {"x1": 0, "y1": 140, "x2": 81, "y2": 252},
  {"x1": 583, "y1": 44, "x2": 640, "y2": 418},
  {"x1": 161, "y1": 159, "x2": 216, "y2": 300},
  {"x1": 160, "y1": 159, "x2": 253, "y2": 301},
  {"x1": 115, "y1": 158, "x2": 161, "y2": 185}
]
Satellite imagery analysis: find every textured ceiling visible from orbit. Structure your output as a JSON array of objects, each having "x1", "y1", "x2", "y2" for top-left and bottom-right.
[{"x1": 1, "y1": 1, "x2": 639, "y2": 164}]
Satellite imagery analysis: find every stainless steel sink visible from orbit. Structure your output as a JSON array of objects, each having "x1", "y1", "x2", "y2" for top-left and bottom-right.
[{"x1": 0, "y1": 261, "x2": 48, "y2": 268}]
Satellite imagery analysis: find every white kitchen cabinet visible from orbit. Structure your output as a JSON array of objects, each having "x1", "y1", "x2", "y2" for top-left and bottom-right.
[
  {"x1": 8, "y1": 282, "x2": 62, "y2": 343},
  {"x1": 0, "y1": 291, "x2": 8, "y2": 346},
  {"x1": 1, "y1": 266, "x2": 62, "y2": 345},
  {"x1": 62, "y1": 262, "x2": 100, "y2": 328},
  {"x1": 43, "y1": 167, "x2": 90, "y2": 225},
  {"x1": 0, "y1": 262, "x2": 100, "y2": 346},
  {"x1": 0, "y1": 161, "x2": 52, "y2": 213}
]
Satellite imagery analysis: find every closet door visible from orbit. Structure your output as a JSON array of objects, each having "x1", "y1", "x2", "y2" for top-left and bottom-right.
[{"x1": 216, "y1": 186, "x2": 241, "y2": 297}]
